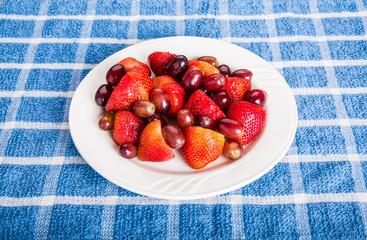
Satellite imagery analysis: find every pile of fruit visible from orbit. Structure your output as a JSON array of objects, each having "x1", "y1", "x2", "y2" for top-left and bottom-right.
[{"x1": 95, "y1": 52, "x2": 267, "y2": 169}]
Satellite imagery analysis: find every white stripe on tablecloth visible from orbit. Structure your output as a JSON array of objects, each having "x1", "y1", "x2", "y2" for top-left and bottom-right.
[
  {"x1": 309, "y1": 0, "x2": 367, "y2": 235},
  {"x1": 0, "y1": 156, "x2": 86, "y2": 165},
  {"x1": 167, "y1": 200, "x2": 180, "y2": 240},
  {"x1": 175, "y1": 0, "x2": 185, "y2": 36}
]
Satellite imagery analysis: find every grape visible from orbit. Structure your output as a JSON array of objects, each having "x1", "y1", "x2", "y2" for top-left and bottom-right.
[
  {"x1": 106, "y1": 64, "x2": 125, "y2": 86},
  {"x1": 177, "y1": 109, "x2": 195, "y2": 128},
  {"x1": 245, "y1": 89, "x2": 267, "y2": 107},
  {"x1": 203, "y1": 73, "x2": 225, "y2": 91},
  {"x1": 232, "y1": 69, "x2": 253, "y2": 81},
  {"x1": 181, "y1": 66, "x2": 204, "y2": 92},
  {"x1": 98, "y1": 112, "x2": 115, "y2": 131},
  {"x1": 212, "y1": 90, "x2": 230, "y2": 109},
  {"x1": 162, "y1": 124, "x2": 185, "y2": 149},
  {"x1": 223, "y1": 139, "x2": 243, "y2": 160},
  {"x1": 218, "y1": 65, "x2": 231, "y2": 77},
  {"x1": 197, "y1": 56, "x2": 218, "y2": 67},
  {"x1": 119, "y1": 143, "x2": 138, "y2": 159},
  {"x1": 95, "y1": 84, "x2": 113, "y2": 106},
  {"x1": 217, "y1": 118, "x2": 244, "y2": 139},
  {"x1": 165, "y1": 55, "x2": 189, "y2": 81},
  {"x1": 200, "y1": 86, "x2": 211, "y2": 96},
  {"x1": 196, "y1": 116, "x2": 213, "y2": 129},
  {"x1": 150, "y1": 88, "x2": 171, "y2": 114},
  {"x1": 132, "y1": 100, "x2": 155, "y2": 118},
  {"x1": 145, "y1": 113, "x2": 167, "y2": 126}
]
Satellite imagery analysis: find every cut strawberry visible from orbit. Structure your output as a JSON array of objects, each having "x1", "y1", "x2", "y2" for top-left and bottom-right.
[
  {"x1": 113, "y1": 111, "x2": 145, "y2": 146},
  {"x1": 222, "y1": 77, "x2": 252, "y2": 101},
  {"x1": 227, "y1": 101, "x2": 266, "y2": 145},
  {"x1": 148, "y1": 51, "x2": 176, "y2": 77},
  {"x1": 182, "y1": 126, "x2": 225, "y2": 169},
  {"x1": 188, "y1": 60, "x2": 220, "y2": 76},
  {"x1": 118, "y1": 57, "x2": 150, "y2": 76}
]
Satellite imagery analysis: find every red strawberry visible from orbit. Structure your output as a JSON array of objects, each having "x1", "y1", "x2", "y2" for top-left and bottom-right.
[
  {"x1": 105, "y1": 69, "x2": 155, "y2": 112},
  {"x1": 118, "y1": 57, "x2": 150, "y2": 76},
  {"x1": 154, "y1": 75, "x2": 186, "y2": 117},
  {"x1": 182, "y1": 126, "x2": 225, "y2": 169},
  {"x1": 138, "y1": 120, "x2": 175, "y2": 162},
  {"x1": 222, "y1": 77, "x2": 252, "y2": 101},
  {"x1": 188, "y1": 60, "x2": 220, "y2": 76},
  {"x1": 113, "y1": 111, "x2": 145, "y2": 145},
  {"x1": 227, "y1": 101, "x2": 266, "y2": 145},
  {"x1": 148, "y1": 51, "x2": 176, "y2": 77},
  {"x1": 184, "y1": 89, "x2": 226, "y2": 129}
]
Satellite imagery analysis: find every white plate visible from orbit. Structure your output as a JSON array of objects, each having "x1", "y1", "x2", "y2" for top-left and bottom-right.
[{"x1": 69, "y1": 36, "x2": 298, "y2": 200}]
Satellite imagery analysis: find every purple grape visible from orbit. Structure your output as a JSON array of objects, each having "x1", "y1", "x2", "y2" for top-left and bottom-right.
[
  {"x1": 212, "y1": 90, "x2": 230, "y2": 109},
  {"x1": 119, "y1": 143, "x2": 138, "y2": 159},
  {"x1": 165, "y1": 55, "x2": 189, "y2": 81},
  {"x1": 98, "y1": 112, "x2": 115, "y2": 131},
  {"x1": 245, "y1": 89, "x2": 267, "y2": 107},
  {"x1": 196, "y1": 116, "x2": 213, "y2": 129},
  {"x1": 162, "y1": 124, "x2": 185, "y2": 149},
  {"x1": 177, "y1": 109, "x2": 195, "y2": 128},
  {"x1": 218, "y1": 65, "x2": 231, "y2": 78},
  {"x1": 217, "y1": 118, "x2": 244, "y2": 139},
  {"x1": 232, "y1": 69, "x2": 253, "y2": 81},
  {"x1": 223, "y1": 139, "x2": 243, "y2": 160},
  {"x1": 181, "y1": 66, "x2": 204, "y2": 92},
  {"x1": 203, "y1": 73, "x2": 225, "y2": 91},
  {"x1": 150, "y1": 88, "x2": 171, "y2": 114},
  {"x1": 106, "y1": 64, "x2": 126, "y2": 86},
  {"x1": 197, "y1": 56, "x2": 218, "y2": 67},
  {"x1": 95, "y1": 84, "x2": 113, "y2": 106},
  {"x1": 132, "y1": 100, "x2": 155, "y2": 118},
  {"x1": 145, "y1": 113, "x2": 167, "y2": 126}
]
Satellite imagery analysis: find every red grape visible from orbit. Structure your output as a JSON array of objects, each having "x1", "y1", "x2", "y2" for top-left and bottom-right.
[
  {"x1": 212, "y1": 90, "x2": 230, "y2": 109},
  {"x1": 106, "y1": 64, "x2": 125, "y2": 86},
  {"x1": 217, "y1": 118, "x2": 244, "y2": 139},
  {"x1": 162, "y1": 124, "x2": 185, "y2": 149},
  {"x1": 119, "y1": 143, "x2": 138, "y2": 159},
  {"x1": 177, "y1": 109, "x2": 195, "y2": 128},
  {"x1": 132, "y1": 100, "x2": 155, "y2": 118},
  {"x1": 203, "y1": 73, "x2": 225, "y2": 91},
  {"x1": 245, "y1": 89, "x2": 267, "y2": 107},
  {"x1": 166, "y1": 55, "x2": 189, "y2": 81},
  {"x1": 218, "y1": 65, "x2": 231, "y2": 77},
  {"x1": 197, "y1": 56, "x2": 218, "y2": 67},
  {"x1": 223, "y1": 139, "x2": 243, "y2": 160},
  {"x1": 98, "y1": 112, "x2": 115, "y2": 130},
  {"x1": 150, "y1": 88, "x2": 171, "y2": 114},
  {"x1": 181, "y1": 66, "x2": 204, "y2": 92},
  {"x1": 95, "y1": 84, "x2": 113, "y2": 106},
  {"x1": 232, "y1": 69, "x2": 253, "y2": 81}
]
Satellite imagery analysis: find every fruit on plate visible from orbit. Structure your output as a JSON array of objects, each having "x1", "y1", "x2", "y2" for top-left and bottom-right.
[
  {"x1": 150, "y1": 88, "x2": 171, "y2": 114},
  {"x1": 95, "y1": 84, "x2": 113, "y2": 106},
  {"x1": 118, "y1": 57, "x2": 150, "y2": 76},
  {"x1": 203, "y1": 73, "x2": 225, "y2": 91},
  {"x1": 222, "y1": 77, "x2": 251, "y2": 102},
  {"x1": 132, "y1": 100, "x2": 156, "y2": 118},
  {"x1": 245, "y1": 89, "x2": 268, "y2": 107},
  {"x1": 119, "y1": 143, "x2": 138, "y2": 159},
  {"x1": 154, "y1": 75, "x2": 186, "y2": 117},
  {"x1": 184, "y1": 89, "x2": 226, "y2": 129},
  {"x1": 216, "y1": 118, "x2": 244, "y2": 139},
  {"x1": 148, "y1": 51, "x2": 176, "y2": 77},
  {"x1": 181, "y1": 66, "x2": 204, "y2": 92},
  {"x1": 105, "y1": 67, "x2": 155, "y2": 112},
  {"x1": 197, "y1": 56, "x2": 218, "y2": 67},
  {"x1": 138, "y1": 120, "x2": 175, "y2": 162},
  {"x1": 106, "y1": 64, "x2": 126, "y2": 86},
  {"x1": 218, "y1": 64, "x2": 231, "y2": 77},
  {"x1": 227, "y1": 101, "x2": 266, "y2": 145},
  {"x1": 162, "y1": 124, "x2": 185, "y2": 149},
  {"x1": 181, "y1": 126, "x2": 225, "y2": 169},
  {"x1": 99, "y1": 112, "x2": 115, "y2": 131},
  {"x1": 165, "y1": 55, "x2": 189, "y2": 81},
  {"x1": 223, "y1": 139, "x2": 243, "y2": 160},
  {"x1": 188, "y1": 60, "x2": 220, "y2": 76},
  {"x1": 113, "y1": 111, "x2": 146, "y2": 146},
  {"x1": 232, "y1": 69, "x2": 253, "y2": 81}
]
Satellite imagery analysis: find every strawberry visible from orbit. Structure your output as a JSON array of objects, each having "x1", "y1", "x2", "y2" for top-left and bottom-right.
[
  {"x1": 182, "y1": 126, "x2": 225, "y2": 169},
  {"x1": 118, "y1": 57, "x2": 150, "y2": 76},
  {"x1": 105, "y1": 69, "x2": 155, "y2": 112},
  {"x1": 154, "y1": 75, "x2": 186, "y2": 117},
  {"x1": 138, "y1": 120, "x2": 175, "y2": 162},
  {"x1": 222, "y1": 77, "x2": 252, "y2": 101},
  {"x1": 113, "y1": 111, "x2": 145, "y2": 146},
  {"x1": 227, "y1": 101, "x2": 266, "y2": 145},
  {"x1": 148, "y1": 51, "x2": 176, "y2": 77},
  {"x1": 184, "y1": 89, "x2": 226, "y2": 129},
  {"x1": 188, "y1": 60, "x2": 220, "y2": 76}
]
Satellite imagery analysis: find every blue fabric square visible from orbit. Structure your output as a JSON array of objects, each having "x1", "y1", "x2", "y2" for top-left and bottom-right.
[
  {"x1": 48, "y1": 0, "x2": 89, "y2": 15},
  {"x1": 283, "y1": 67, "x2": 328, "y2": 88},
  {"x1": 0, "y1": 69, "x2": 20, "y2": 91},
  {"x1": 65, "y1": 136, "x2": 81, "y2": 157},
  {"x1": 242, "y1": 163, "x2": 293, "y2": 196},
  {"x1": 335, "y1": 66, "x2": 367, "y2": 88},
  {"x1": 228, "y1": 0, "x2": 265, "y2": 15},
  {"x1": 295, "y1": 127, "x2": 347, "y2": 155},
  {"x1": 0, "y1": 98, "x2": 11, "y2": 122},
  {"x1": 276, "y1": 18, "x2": 316, "y2": 36},
  {"x1": 342, "y1": 94, "x2": 367, "y2": 119},
  {"x1": 230, "y1": 20, "x2": 269, "y2": 38},
  {"x1": 317, "y1": 0, "x2": 358, "y2": 13},
  {"x1": 301, "y1": 162, "x2": 355, "y2": 194},
  {"x1": 0, "y1": 43, "x2": 28, "y2": 63},
  {"x1": 34, "y1": 43, "x2": 78, "y2": 63},
  {"x1": 273, "y1": 0, "x2": 310, "y2": 13},
  {"x1": 0, "y1": 20, "x2": 35, "y2": 38},
  {"x1": 0, "y1": 206, "x2": 38, "y2": 239},
  {"x1": 295, "y1": 95, "x2": 337, "y2": 120},
  {"x1": 138, "y1": 20, "x2": 176, "y2": 39},
  {"x1": 42, "y1": 20, "x2": 83, "y2": 38},
  {"x1": 85, "y1": 43, "x2": 127, "y2": 64},
  {"x1": 361, "y1": 162, "x2": 367, "y2": 183},
  {"x1": 307, "y1": 202, "x2": 366, "y2": 239},
  {"x1": 242, "y1": 205, "x2": 298, "y2": 239},
  {"x1": 185, "y1": 19, "x2": 222, "y2": 38},
  {"x1": 117, "y1": 187, "x2": 141, "y2": 197},
  {"x1": 234, "y1": 42, "x2": 273, "y2": 62},
  {"x1": 91, "y1": 20, "x2": 129, "y2": 39},
  {"x1": 95, "y1": 0, "x2": 132, "y2": 15},
  {"x1": 56, "y1": 164, "x2": 113, "y2": 196},
  {"x1": 323, "y1": 17, "x2": 365, "y2": 36},
  {"x1": 0, "y1": 0, "x2": 42, "y2": 15},
  {"x1": 114, "y1": 205, "x2": 169, "y2": 239},
  {"x1": 49, "y1": 205, "x2": 103, "y2": 239},
  {"x1": 280, "y1": 42, "x2": 322, "y2": 60},
  {"x1": 140, "y1": 0, "x2": 176, "y2": 15},
  {"x1": 329, "y1": 41, "x2": 367, "y2": 60},
  {"x1": 184, "y1": 0, "x2": 219, "y2": 15},
  {"x1": 351, "y1": 126, "x2": 367, "y2": 154},
  {"x1": 0, "y1": 165, "x2": 50, "y2": 197},
  {"x1": 26, "y1": 69, "x2": 73, "y2": 91},
  {"x1": 5, "y1": 129, "x2": 66, "y2": 157},
  {"x1": 16, "y1": 97, "x2": 70, "y2": 122},
  {"x1": 179, "y1": 205, "x2": 232, "y2": 239}
]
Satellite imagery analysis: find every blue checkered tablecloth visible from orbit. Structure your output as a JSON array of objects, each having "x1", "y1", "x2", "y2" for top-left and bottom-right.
[{"x1": 1, "y1": 0, "x2": 367, "y2": 239}]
